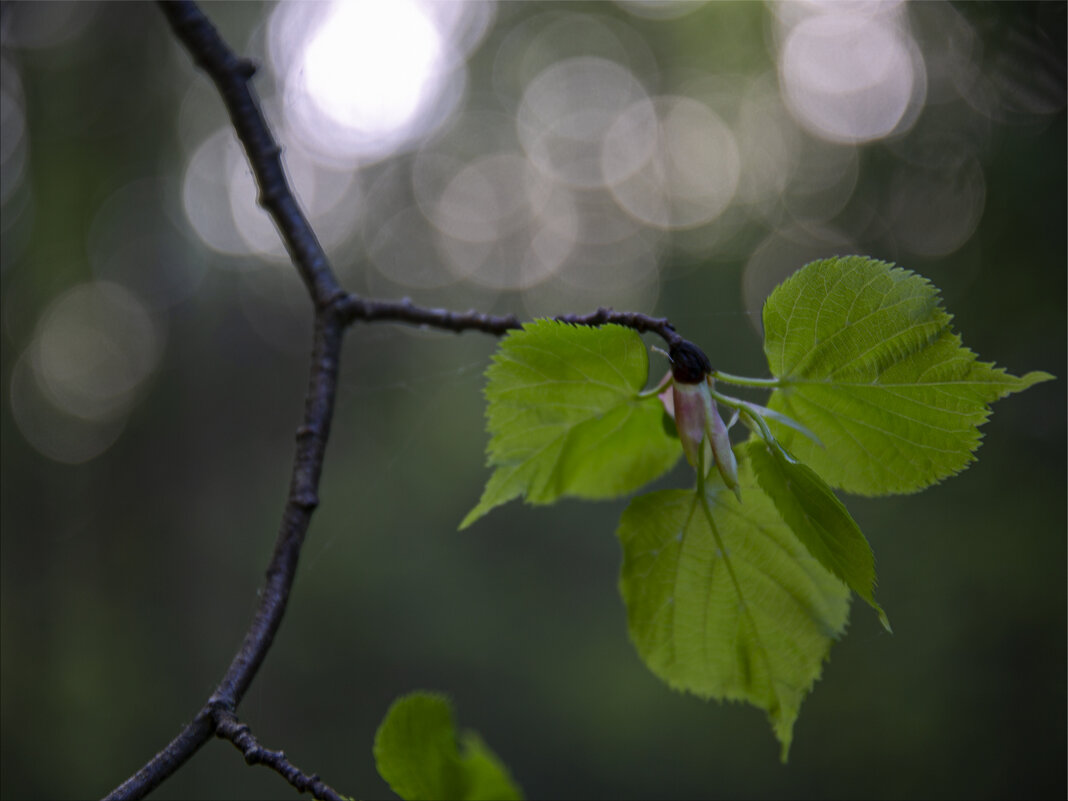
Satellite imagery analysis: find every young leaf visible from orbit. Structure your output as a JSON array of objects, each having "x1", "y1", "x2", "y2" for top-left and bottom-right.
[
  {"x1": 747, "y1": 439, "x2": 889, "y2": 631},
  {"x1": 762, "y1": 256, "x2": 1054, "y2": 495},
  {"x1": 617, "y1": 458, "x2": 850, "y2": 761},
  {"x1": 462, "y1": 320, "x2": 680, "y2": 528},
  {"x1": 373, "y1": 692, "x2": 523, "y2": 801}
]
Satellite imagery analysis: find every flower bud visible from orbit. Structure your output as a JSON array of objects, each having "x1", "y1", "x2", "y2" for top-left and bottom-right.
[
  {"x1": 671, "y1": 380, "x2": 709, "y2": 470},
  {"x1": 657, "y1": 347, "x2": 740, "y2": 495}
]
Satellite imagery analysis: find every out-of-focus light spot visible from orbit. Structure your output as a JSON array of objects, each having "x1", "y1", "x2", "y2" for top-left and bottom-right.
[
  {"x1": 493, "y1": 12, "x2": 658, "y2": 113},
  {"x1": 909, "y1": 2, "x2": 981, "y2": 107},
  {"x1": 229, "y1": 133, "x2": 361, "y2": 261},
  {"x1": 517, "y1": 56, "x2": 651, "y2": 189},
  {"x1": 361, "y1": 163, "x2": 463, "y2": 290},
  {"x1": 429, "y1": 153, "x2": 549, "y2": 244},
  {"x1": 778, "y1": 5, "x2": 926, "y2": 144},
  {"x1": 565, "y1": 187, "x2": 643, "y2": 246},
  {"x1": 0, "y1": 171, "x2": 33, "y2": 273},
  {"x1": 30, "y1": 282, "x2": 163, "y2": 423},
  {"x1": 742, "y1": 225, "x2": 856, "y2": 336},
  {"x1": 411, "y1": 111, "x2": 522, "y2": 223},
  {"x1": 732, "y1": 80, "x2": 800, "y2": 210},
  {"x1": 0, "y1": 1, "x2": 95, "y2": 49},
  {"x1": 269, "y1": 0, "x2": 489, "y2": 165},
  {"x1": 182, "y1": 115, "x2": 363, "y2": 264},
  {"x1": 554, "y1": 223, "x2": 661, "y2": 295},
  {"x1": 886, "y1": 157, "x2": 985, "y2": 258},
  {"x1": 974, "y1": 24, "x2": 1067, "y2": 121},
  {"x1": 614, "y1": 0, "x2": 708, "y2": 21},
  {"x1": 303, "y1": 2, "x2": 440, "y2": 137},
  {"x1": 432, "y1": 160, "x2": 576, "y2": 290},
  {"x1": 606, "y1": 96, "x2": 741, "y2": 229},
  {"x1": 520, "y1": 249, "x2": 661, "y2": 322},
  {"x1": 0, "y1": 56, "x2": 28, "y2": 208},
  {"x1": 782, "y1": 135, "x2": 858, "y2": 224},
  {"x1": 370, "y1": 205, "x2": 464, "y2": 290},
  {"x1": 88, "y1": 178, "x2": 205, "y2": 309},
  {"x1": 182, "y1": 128, "x2": 253, "y2": 259},
  {"x1": 10, "y1": 351, "x2": 126, "y2": 465},
  {"x1": 176, "y1": 76, "x2": 228, "y2": 159}
]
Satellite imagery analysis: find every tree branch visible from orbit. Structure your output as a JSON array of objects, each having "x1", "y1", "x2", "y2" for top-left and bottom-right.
[
  {"x1": 105, "y1": 3, "x2": 349, "y2": 798},
  {"x1": 339, "y1": 295, "x2": 685, "y2": 348},
  {"x1": 107, "y1": 2, "x2": 690, "y2": 799}
]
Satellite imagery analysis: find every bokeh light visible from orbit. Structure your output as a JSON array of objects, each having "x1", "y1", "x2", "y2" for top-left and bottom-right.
[
  {"x1": 605, "y1": 95, "x2": 741, "y2": 229},
  {"x1": 11, "y1": 281, "x2": 164, "y2": 463},
  {"x1": 777, "y1": 2, "x2": 926, "y2": 144},
  {"x1": 885, "y1": 155, "x2": 986, "y2": 258},
  {"x1": 9, "y1": 351, "x2": 126, "y2": 465},
  {"x1": 614, "y1": 0, "x2": 710, "y2": 22},
  {"x1": 30, "y1": 281, "x2": 163, "y2": 423},
  {"x1": 518, "y1": 56, "x2": 652, "y2": 190},
  {"x1": 267, "y1": 0, "x2": 492, "y2": 166},
  {"x1": 492, "y1": 10, "x2": 659, "y2": 110},
  {"x1": 88, "y1": 178, "x2": 204, "y2": 309},
  {"x1": 0, "y1": 55, "x2": 28, "y2": 209},
  {"x1": 2, "y1": 3, "x2": 1065, "y2": 800},
  {"x1": 182, "y1": 128, "x2": 254, "y2": 259},
  {"x1": 0, "y1": 1, "x2": 95, "y2": 50},
  {"x1": 181, "y1": 124, "x2": 363, "y2": 265},
  {"x1": 34, "y1": 0, "x2": 1060, "y2": 459}
]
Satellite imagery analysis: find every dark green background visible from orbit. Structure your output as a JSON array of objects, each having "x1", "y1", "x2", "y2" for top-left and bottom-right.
[{"x1": 1, "y1": 2, "x2": 1064, "y2": 799}]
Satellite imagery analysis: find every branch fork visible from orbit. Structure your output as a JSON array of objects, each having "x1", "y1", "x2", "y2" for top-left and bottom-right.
[{"x1": 108, "y1": 3, "x2": 690, "y2": 798}]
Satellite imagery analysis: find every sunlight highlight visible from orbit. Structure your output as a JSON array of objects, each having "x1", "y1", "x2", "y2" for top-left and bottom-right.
[
  {"x1": 269, "y1": 0, "x2": 488, "y2": 165},
  {"x1": 302, "y1": 1, "x2": 441, "y2": 139}
]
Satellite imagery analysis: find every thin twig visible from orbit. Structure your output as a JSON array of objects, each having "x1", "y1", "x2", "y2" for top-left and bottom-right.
[
  {"x1": 214, "y1": 711, "x2": 348, "y2": 801},
  {"x1": 339, "y1": 295, "x2": 685, "y2": 348}
]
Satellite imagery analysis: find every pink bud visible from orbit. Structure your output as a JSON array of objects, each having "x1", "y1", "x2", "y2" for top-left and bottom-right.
[
  {"x1": 672, "y1": 380, "x2": 708, "y2": 470},
  {"x1": 657, "y1": 343, "x2": 739, "y2": 495}
]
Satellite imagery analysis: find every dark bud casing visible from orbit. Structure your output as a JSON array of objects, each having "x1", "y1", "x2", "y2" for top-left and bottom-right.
[{"x1": 669, "y1": 340, "x2": 712, "y2": 384}]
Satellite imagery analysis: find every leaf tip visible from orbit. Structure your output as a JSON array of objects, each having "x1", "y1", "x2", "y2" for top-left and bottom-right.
[
  {"x1": 458, "y1": 501, "x2": 492, "y2": 530},
  {"x1": 876, "y1": 606, "x2": 893, "y2": 634},
  {"x1": 776, "y1": 725, "x2": 794, "y2": 764},
  {"x1": 1021, "y1": 370, "x2": 1056, "y2": 387}
]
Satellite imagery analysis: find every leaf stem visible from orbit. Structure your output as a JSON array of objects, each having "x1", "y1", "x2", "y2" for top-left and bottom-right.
[
  {"x1": 637, "y1": 372, "x2": 673, "y2": 400},
  {"x1": 742, "y1": 407, "x2": 776, "y2": 445},
  {"x1": 709, "y1": 387, "x2": 823, "y2": 448},
  {"x1": 712, "y1": 370, "x2": 783, "y2": 388}
]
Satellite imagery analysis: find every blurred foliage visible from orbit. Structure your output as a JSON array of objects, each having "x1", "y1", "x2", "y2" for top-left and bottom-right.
[{"x1": 0, "y1": 2, "x2": 1064, "y2": 800}]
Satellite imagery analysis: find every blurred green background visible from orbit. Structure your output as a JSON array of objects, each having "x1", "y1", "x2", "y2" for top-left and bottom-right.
[{"x1": 1, "y1": 2, "x2": 1064, "y2": 799}]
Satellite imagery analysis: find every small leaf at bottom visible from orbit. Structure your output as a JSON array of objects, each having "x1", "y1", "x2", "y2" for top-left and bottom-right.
[{"x1": 374, "y1": 692, "x2": 523, "y2": 801}]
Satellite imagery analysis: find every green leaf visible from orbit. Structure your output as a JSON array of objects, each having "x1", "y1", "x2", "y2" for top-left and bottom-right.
[
  {"x1": 462, "y1": 320, "x2": 681, "y2": 528},
  {"x1": 747, "y1": 439, "x2": 889, "y2": 631},
  {"x1": 762, "y1": 256, "x2": 1054, "y2": 495},
  {"x1": 617, "y1": 457, "x2": 850, "y2": 761},
  {"x1": 373, "y1": 692, "x2": 523, "y2": 801}
]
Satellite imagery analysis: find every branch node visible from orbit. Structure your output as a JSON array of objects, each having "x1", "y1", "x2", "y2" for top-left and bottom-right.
[
  {"x1": 236, "y1": 57, "x2": 257, "y2": 79},
  {"x1": 296, "y1": 424, "x2": 320, "y2": 441},
  {"x1": 207, "y1": 695, "x2": 235, "y2": 714}
]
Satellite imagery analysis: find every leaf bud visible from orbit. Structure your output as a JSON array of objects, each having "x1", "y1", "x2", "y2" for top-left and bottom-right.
[{"x1": 668, "y1": 340, "x2": 711, "y2": 384}]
